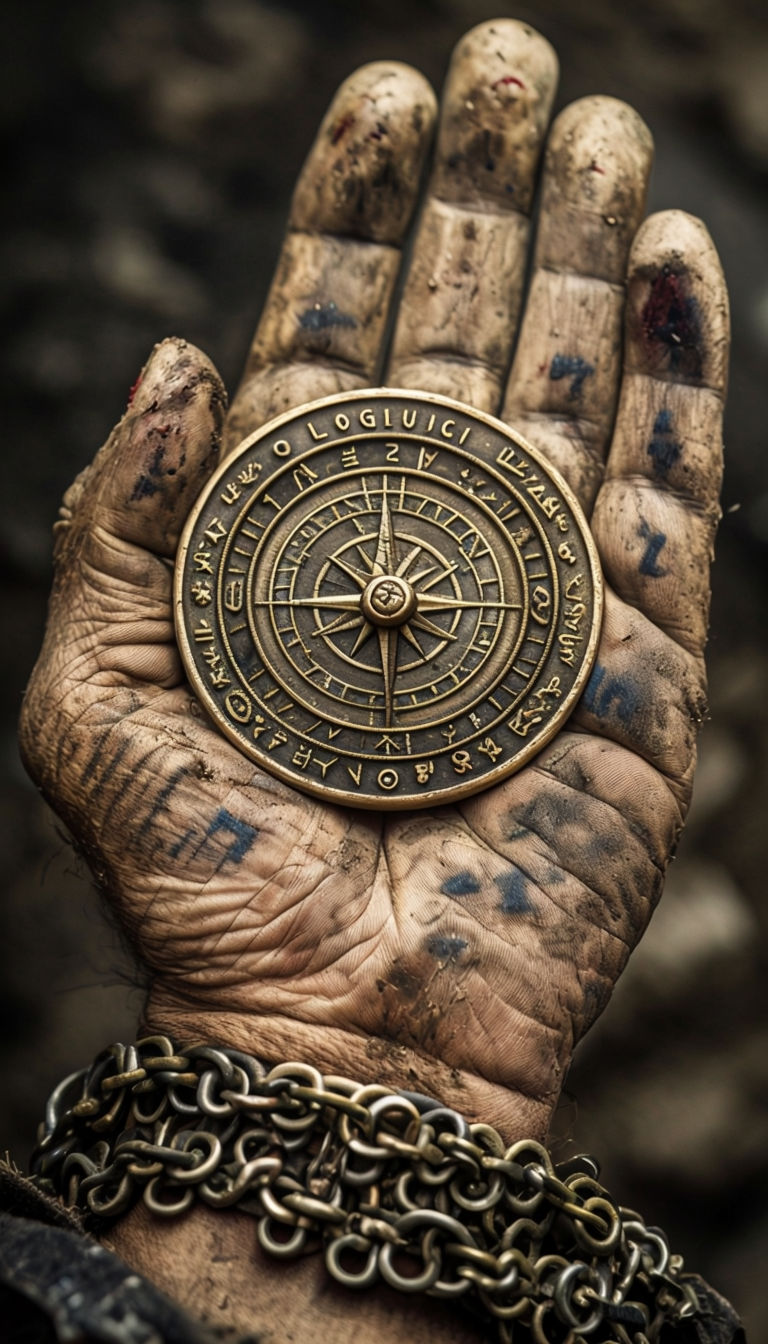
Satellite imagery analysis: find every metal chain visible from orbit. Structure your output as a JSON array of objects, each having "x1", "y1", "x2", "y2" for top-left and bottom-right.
[{"x1": 30, "y1": 1037, "x2": 701, "y2": 1342}]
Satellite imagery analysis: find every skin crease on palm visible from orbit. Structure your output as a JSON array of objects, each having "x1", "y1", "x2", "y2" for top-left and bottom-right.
[{"x1": 21, "y1": 16, "x2": 729, "y2": 1189}]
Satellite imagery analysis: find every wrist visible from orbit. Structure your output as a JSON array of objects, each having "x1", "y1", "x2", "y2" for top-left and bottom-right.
[
  {"x1": 142, "y1": 992, "x2": 557, "y2": 1144},
  {"x1": 31, "y1": 1034, "x2": 733, "y2": 1343},
  {"x1": 103, "y1": 1203, "x2": 484, "y2": 1344}
]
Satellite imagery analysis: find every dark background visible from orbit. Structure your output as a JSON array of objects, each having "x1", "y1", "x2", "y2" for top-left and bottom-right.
[{"x1": 2, "y1": 0, "x2": 767, "y2": 1333}]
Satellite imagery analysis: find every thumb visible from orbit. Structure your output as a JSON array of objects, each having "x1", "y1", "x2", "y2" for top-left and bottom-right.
[
  {"x1": 20, "y1": 340, "x2": 226, "y2": 796},
  {"x1": 55, "y1": 337, "x2": 227, "y2": 567}
]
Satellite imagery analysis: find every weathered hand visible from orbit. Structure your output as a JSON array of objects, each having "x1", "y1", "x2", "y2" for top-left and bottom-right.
[{"x1": 20, "y1": 21, "x2": 728, "y2": 1142}]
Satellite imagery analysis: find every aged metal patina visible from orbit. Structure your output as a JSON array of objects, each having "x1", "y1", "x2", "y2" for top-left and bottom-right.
[{"x1": 175, "y1": 391, "x2": 602, "y2": 808}]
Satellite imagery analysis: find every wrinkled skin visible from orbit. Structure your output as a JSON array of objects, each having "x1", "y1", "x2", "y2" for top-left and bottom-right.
[{"x1": 20, "y1": 20, "x2": 729, "y2": 1145}]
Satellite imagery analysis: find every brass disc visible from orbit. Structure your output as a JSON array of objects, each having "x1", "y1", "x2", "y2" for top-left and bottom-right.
[{"x1": 175, "y1": 390, "x2": 603, "y2": 809}]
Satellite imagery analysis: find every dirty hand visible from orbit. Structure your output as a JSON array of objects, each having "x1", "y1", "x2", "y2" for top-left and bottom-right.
[{"x1": 20, "y1": 20, "x2": 728, "y2": 1142}]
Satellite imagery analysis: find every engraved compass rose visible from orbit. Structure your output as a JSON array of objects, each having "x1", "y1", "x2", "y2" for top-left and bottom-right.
[
  {"x1": 175, "y1": 390, "x2": 603, "y2": 809},
  {"x1": 253, "y1": 480, "x2": 522, "y2": 727}
]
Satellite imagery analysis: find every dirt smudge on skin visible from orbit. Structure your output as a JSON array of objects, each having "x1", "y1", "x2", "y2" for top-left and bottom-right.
[
  {"x1": 383, "y1": 963, "x2": 422, "y2": 999},
  {"x1": 298, "y1": 300, "x2": 357, "y2": 332},
  {"x1": 426, "y1": 935, "x2": 468, "y2": 962}
]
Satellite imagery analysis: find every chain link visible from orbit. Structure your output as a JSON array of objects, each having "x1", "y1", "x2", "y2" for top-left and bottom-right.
[{"x1": 30, "y1": 1037, "x2": 701, "y2": 1342}]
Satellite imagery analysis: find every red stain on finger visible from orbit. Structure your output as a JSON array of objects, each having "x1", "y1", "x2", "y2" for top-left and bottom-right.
[
  {"x1": 331, "y1": 112, "x2": 356, "y2": 145},
  {"x1": 639, "y1": 264, "x2": 703, "y2": 380},
  {"x1": 590, "y1": 160, "x2": 605, "y2": 174},
  {"x1": 492, "y1": 74, "x2": 526, "y2": 90},
  {"x1": 127, "y1": 374, "x2": 143, "y2": 406}
]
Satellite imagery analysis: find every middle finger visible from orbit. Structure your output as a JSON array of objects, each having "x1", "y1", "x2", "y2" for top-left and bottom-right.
[{"x1": 385, "y1": 19, "x2": 558, "y2": 409}]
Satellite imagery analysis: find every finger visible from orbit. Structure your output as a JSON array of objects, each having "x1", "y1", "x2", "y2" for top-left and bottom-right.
[
  {"x1": 501, "y1": 97, "x2": 653, "y2": 509},
  {"x1": 385, "y1": 19, "x2": 558, "y2": 409},
  {"x1": 48, "y1": 337, "x2": 226, "y2": 685},
  {"x1": 223, "y1": 63, "x2": 437, "y2": 455},
  {"x1": 591, "y1": 211, "x2": 729, "y2": 656},
  {"x1": 56, "y1": 338, "x2": 225, "y2": 560},
  {"x1": 571, "y1": 586, "x2": 708, "y2": 804}
]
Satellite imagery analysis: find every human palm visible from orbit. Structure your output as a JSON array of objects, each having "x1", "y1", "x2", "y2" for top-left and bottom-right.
[{"x1": 20, "y1": 21, "x2": 728, "y2": 1142}]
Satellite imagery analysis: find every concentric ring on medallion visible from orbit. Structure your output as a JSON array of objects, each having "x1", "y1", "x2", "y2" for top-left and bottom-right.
[{"x1": 175, "y1": 389, "x2": 603, "y2": 809}]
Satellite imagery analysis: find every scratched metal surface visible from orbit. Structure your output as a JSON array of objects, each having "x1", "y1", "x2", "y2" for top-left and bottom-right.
[{"x1": 1, "y1": 0, "x2": 766, "y2": 1334}]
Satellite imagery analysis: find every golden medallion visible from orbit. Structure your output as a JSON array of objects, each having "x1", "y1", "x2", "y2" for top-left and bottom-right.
[{"x1": 175, "y1": 390, "x2": 603, "y2": 809}]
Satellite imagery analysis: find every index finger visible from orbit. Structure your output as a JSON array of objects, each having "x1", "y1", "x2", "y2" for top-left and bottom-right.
[{"x1": 222, "y1": 63, "x2": 437, "y2": 456}]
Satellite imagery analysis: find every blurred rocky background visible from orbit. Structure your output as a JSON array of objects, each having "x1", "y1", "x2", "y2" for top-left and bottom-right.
[{"x1": 1, "y1": 0, "x2": 766, "y2": 1334}]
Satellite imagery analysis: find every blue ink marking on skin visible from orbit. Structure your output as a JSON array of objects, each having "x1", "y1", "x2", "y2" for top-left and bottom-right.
[
  {"x1": 441, "y1": 871, "x2": 481, "y2": 897},
  {"x1": 638, "y1": 519, "x2": 668, "y2": 577},
  {"x1": 583, "y1": 663, "x2": 640, "y2": 726},
  {"x1": 81, "y1": 736, "x2": 107, "y2": 785},
  {"x1": 427, "y1": 935, "x2": 468, "y2": 962},
  {"x1": 169, "y1": 827, "x2": 196, "y2": 860},
  {"x1": 495, "y1": 869, "x2": 532, "y2": 914},
  {"x1": 299, "y1": 301, "x2": 357, "y2": 332},
  {"x1": 647, "y1": 408, "x2": 682, "y2": 478},
  {"x1": 131, "y1": 446, "x2": 169, "y2": 501},
  {"x1": 131, "y1": 476, "x2": 158, "y2": 500},
  {"x1": 138, "y1": 767, "x2": 187, "y2": 838},
  {"x1": 202, "y1": 808, "x2": 259, "y2": 867},
  {"x1": 549, "y1": 354, "x2": 595, "y2": 400},
  {"x1": 98, "y1": 736, "x2": 132, "y2": 788}
]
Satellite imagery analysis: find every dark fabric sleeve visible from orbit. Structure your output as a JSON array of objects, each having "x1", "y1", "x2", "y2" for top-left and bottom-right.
[{"x1": 0, "y1": 1164, "x2": 249, "y2": 1344}]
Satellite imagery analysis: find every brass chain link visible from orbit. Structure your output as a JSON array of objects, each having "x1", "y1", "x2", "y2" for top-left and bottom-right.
[{"x1": 30, "y1": 1037, "x2": 701, "y2": 1342}]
